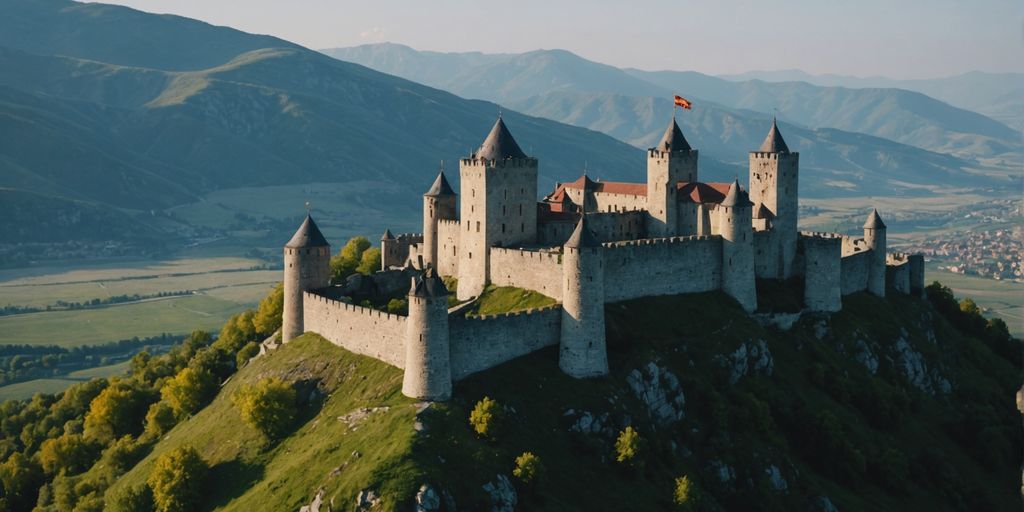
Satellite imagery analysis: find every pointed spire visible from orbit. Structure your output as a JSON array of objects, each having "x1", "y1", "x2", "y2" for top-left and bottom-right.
[
  {"x1": 475, "y1": 116, "x2": 527, "y2": 160},
  {"x1": 424, "y1": 170, "x2": 455, "y2": 196},
  {"x1": 721, "y1": 179, "x2": 753, "y2": 208},
  {"x1": 757, "y1": 117, "x2": 790, "y2": 153},
  {"x1": 864, "y1": 208, "x2": 887, "y2": 229},
  {"x1": 410, "y1": 267, "x2": 449, "y2": 297},
  {"x1": 381, "y1": 229, "x2": 395, "y2": 241},
  {"x1": 286, "y1": 214, "x2": 330, "y2": 248},
  {"x1": 653, "y1": 117, "x2": 692, "y2": 153},
  {"x1": 565, "y1": 216, "x2": 601, "y2": 248}
]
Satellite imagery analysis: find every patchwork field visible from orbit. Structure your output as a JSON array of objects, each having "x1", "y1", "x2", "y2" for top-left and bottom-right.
[
  {"x1": 0, "y1": 361, "x2": 131, "y2": 401},
  {"x1": 925, "y1": 263, "x2": 1023, "y2": 336}
]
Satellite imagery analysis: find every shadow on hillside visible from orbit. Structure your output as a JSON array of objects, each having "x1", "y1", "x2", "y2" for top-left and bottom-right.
[{"x1": 202, "y1": 458, "x2": 264, "y2": 511}]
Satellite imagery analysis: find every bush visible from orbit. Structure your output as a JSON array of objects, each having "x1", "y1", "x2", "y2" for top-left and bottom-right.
[
  {"x1": 615, "y1": 426, "x2": 644, "y2": 466},
  {"x1": 160, "y1": 367, "x2": 217, "y2": 420},
  {"x1": 106, "y1": 484, "x2": 153, "y2": 512},
  {"x1": 102, "y1": 435, "x2": 148, "y2": 474},
  {"x1": 82, "y1": 380, "x2": 152, "y2": 443},
  {"x1": 386, "y1": 298, "x2": 408, "y2": 315},
  {"x1": 673, "y1": 475, "x2": 696, "y2": 509},
  {"x1": 233, "y1": 377, "x2": 297, "y2": 440},
  {"x1": 236, "y1": 342, "x2": 261, "y2": 369},
  {"x1": 513, "y1": 452, "x2": 543, "y2": 484},
  {"x1": 37, "y1": 434, "x2": 99, "y2": 476},
  {"x1": 147, "y1": 446, "x2": 208, "y2": 512},
  {"x1": 469, "y1": 396, "x2": 502, "y2": 438},
  {"x1": 144, "y1": 401, "x2": 178, "y2": 438}
]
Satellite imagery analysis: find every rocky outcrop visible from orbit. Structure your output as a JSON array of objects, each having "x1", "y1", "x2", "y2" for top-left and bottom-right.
[
  {"x1": 890, "y1": 328, "x2": 952, "y2": 395},
  {"x1": 626, "y1": 363, "x2": 685, "y2": 425},
  {"x1": 482, "y1": 475, "x2": 517, "y2": 512},
  {"x1": 355, "y1": 489, "x2": 380, "y2": 511},
  {"x1": 765, "y1": 464, "x2": 788, "y2": 492},
  {"x1": 415, "y1": 484, "x2": 441, "y2": 512},
  {"x1": 717, "y1": 339, "x2": 774, "y2": 385},
  {"x1": 298, "y1": 488, "x2": 327, "y2": 512},
  {"x1": 853, "y1": 339, "x2": 879, "y2": 375},
  {"x1": 709, "y1": 459, "x2": 736, "y2": 484},
  {"x1": 566, "y1": 409, "x2": 618, "y2": 438}
]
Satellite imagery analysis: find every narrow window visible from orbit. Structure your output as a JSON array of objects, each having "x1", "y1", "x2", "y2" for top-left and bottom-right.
[
  {"x1": 502, "y1": 223, "x2": 506, "y2": 233},
  {"x1": 476, "y1": 221, "x2": 480, "y2": 232}
]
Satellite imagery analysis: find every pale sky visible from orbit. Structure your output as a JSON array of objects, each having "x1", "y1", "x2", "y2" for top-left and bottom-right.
[{"x1": 101, "y1": 0, "x2": 1023, "y2": 78}]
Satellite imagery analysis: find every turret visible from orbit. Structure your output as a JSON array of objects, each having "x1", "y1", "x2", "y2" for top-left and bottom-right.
[
  {"x1": 423, "y1": 169, "x2": 456, "y2": 270},
  {"x1": 864, "y1": 208, "x2": 887, "y2": 297},
  {"x1": 282, "y1": 214, "x2": 331, "y2": 343},
  {"x1": 559, "y1": 217, "x2": 608, "y2": 378},
  {"x1": 719, "y1": 180, "x2": 757, "y2": 312},
  {"x1": 380, "y1": 229, "x2": 398, "y2": 270},
  {"x1": 457, "y1": 116, "x2": 538, "y2": 299},
  {"x1": 647, "y1": 117, "x2": 698, "y2": 237},
  {"x1": 749, "y1": 118, "x2": 799, "y2": 278},
  {"x1": 402, "y1": 268, "x2": 452, "y2": 400}
]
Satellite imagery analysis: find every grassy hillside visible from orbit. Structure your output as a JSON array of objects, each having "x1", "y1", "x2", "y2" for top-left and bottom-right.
[{"x1": 99, "y1": 289, "x2": 1019, "y2": 511}]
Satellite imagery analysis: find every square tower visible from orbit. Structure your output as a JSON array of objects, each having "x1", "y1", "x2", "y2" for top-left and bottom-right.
[
  {"x1": 647, "y1": 117, "x2": 698, "y2": 238},
  {"x1": 749, "y1": 119, "x2": 799, "y2": 278}
]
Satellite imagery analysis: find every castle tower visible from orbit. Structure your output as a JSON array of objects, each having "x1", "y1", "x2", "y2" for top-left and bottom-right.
[
  {"x1": 579, "y1": 173, "x2": 599, "y2": 214},
  {"x1": 647, "y1": 117, "x2": 698, "y2": 238},
  {"x1": 423, "y1": 169, "x2": 456, "y2": 271},
  {"x1": 864, "y1": 208, "x2": 887, "y2": 297},
  {"x1": 402, "y1": 268, "x2": 452, "y2": 400},
  {"x1": 801, "y1": 235, "x2": 842, "y2": 312},
  {"x1": 282, "y1": 214, "x2": 331, "y2": 343},
  {"x1": 380, "y1": 229, "x2": 398, "y2": 270},
  {"x1": 457, "y1": 116, "x2": 538, "y2": 300},
  {"x1": 719, "y1": 180, "x2": 757, "y2": 312},
  {"x1": 749, "y1": 119, "x2": 799, "y2": 278},
  {"x1": 560, "y1": 216, "x2": 608, "y2": 378}
]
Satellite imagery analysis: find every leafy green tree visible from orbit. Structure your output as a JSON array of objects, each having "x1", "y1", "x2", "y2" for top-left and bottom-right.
[
  {"x1": 102, "y1": 435, "x2": 148, "y2": 474},
  {"x1": 160, "y1": 367, "x2": 217, "y2": 420},
  {"x1": 615, "y1": 426, "x2": 645, "y2": 465},
  {"x1": 330, "y1": 237, "x2": 371, "y2": 282},
  {"x1": 253, "y1": 283, "x2": 284, "y2": 335},
  {"x1": 386, "y1": 298, "x2": 408, "y2": 315},
  {"x1": 236, "y1": 342, "x2": 261, "y2": 369},
  {"x1": 145, "y1": 401, "x2": 178, "y2": 438},
  {"x1": 0, "y1": 452, "x2": 43, "y2": 511},
  {"x1": 232, "y1": 378, "x2": 297, "y2": 440},
  {"x1": 959, "y1": 298, "x2": 981, "y2": 316},
  {"x1": 356, "y1": 248, "x2": 381, "y2": 275},
  {"x1": 513, "y1": 452, "x2": 543, "y2": 484},
  {"x1": 469, "y1": 396, "x2": 502, "y2": 439},
  {"x1": 82, "y1": 380, "x2": 152, "y2": 443},
  {"x1": 37, "y1": 434, "x2": 98, "y2": 476},
  {"x1": 147, "y1": 446, "x2": 208, "y2": 512},
  {"x1": 106, "y1": 484, "x2": 153, "y2": 512},
  {"x1": 216, "y1": 310, "x2": 257, "y2": 353}
]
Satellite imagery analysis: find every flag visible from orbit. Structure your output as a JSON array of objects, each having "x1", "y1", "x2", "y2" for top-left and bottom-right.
[{"x1": 673, "y1": 95, "x2": 692, "y2": 109}]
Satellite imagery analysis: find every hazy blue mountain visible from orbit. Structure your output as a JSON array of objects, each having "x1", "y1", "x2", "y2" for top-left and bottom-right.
[
  {"x1": 326, "y1": 44, "x2": 1018, "y2": 159},
  {"x1": 718, "y1": 69, "x2": 1024, "y2": 131}
]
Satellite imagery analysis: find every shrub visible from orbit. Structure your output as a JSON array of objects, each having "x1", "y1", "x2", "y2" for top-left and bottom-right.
[
  {"x1": 253, "y1": 282, "x2": 284, "y2": 335},
  {"x1": 106, "y1": 484, "x2": 153, "y2": 512},
  {"x1": 513, "y1": 452, "x2": 543, "y2": 484},
  {"x1": 160, "y1": 367, "x2": 217, "y2": 420},
  {"x1": 37, "y1": 434, "x2": 98, "y2": 476},
  {"x1": 673, "y1": 475, "x2": 696, "y2": 509},
  {"x1": 102, "y1": 435, "x2": 148, "y2": 474},
  {"x1": 386, "y1": 298, "x2": 408, "y2": 315},
  {"x1": 469, "y1": 396, "x2": 502, "y2": 438},
  {"x1": 233, "y1": 377, "x2": 297, "y2": 440},
  {"x1": 615, "y1": 426, "x2": 645, "y2": 466},
  {"x1": 147, "y1": 446, "x2": 208, "y2": 512},
  {"x1": 236, "y1": 342, "x2": 261, "y2": 369},
  {"x1": 144, "y1": 401, "x2": 178, "y2": 438}
]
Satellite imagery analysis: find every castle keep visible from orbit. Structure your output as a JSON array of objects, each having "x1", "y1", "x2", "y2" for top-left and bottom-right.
[{"x1": 281, "y1": 116, "x2": 926, "y2": 400}]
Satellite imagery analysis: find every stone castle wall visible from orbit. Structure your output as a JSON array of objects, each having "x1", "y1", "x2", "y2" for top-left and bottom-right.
[
  {"x1": 800, "y1": 233, "x2": 842, "y2": 312},
  {"x1": 603, "y1": 235, "x2": 722, "y2": 302},
  {"x1": 840, "y1": 250, "x2": 870, "y2": 295},
  {"x1": 382, "y1": 233, "x2": 423, "y2": 269},
  {"x1": 489, "y1": 248, "x2": 564, "y2": 300},
  {"x1": 887, "y1": 253, "x2": 911, "y2": 295},
  {"x1": 436, "y1": 219, "x2": 461, "y2": 277},
  {"x1": 753, "y1": 229, "x2": 780, "y2": 279},
  {"x1": 537, "y1": 220, "x2": 577, "y2": 246},
  {"x1": 302, "y1": 292, "x2": 406, "y2": 368},
  {"x1": 449, "y1": 306, "x2": 561, "y2": 379}
]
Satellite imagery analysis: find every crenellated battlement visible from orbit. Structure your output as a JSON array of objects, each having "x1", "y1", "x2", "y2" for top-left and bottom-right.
[
  {"x1": 460, "y1": 156, "x2": 538, "y2": 168},
  {"x1": 457, "y1": 304, "x2": 562, "y2": 322},
  {"x1": 603, "y1": 234, "x2": 718, "y2": 248}
]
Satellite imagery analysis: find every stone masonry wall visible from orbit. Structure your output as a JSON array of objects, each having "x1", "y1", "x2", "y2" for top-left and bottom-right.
[
  {"x1": 449, "y1": 306, "x2": 561, "y2": 379},
  {"x1": 887, "y1": 253, "x2": 911, "y2": 294},
  {"x1": 753, "y1": 229, "x2": 779, "y2": 279},
  {"x1": 603, "y1": 235, "x2": 723, "y2": 302},
  {"x1": 302, "y1": 292, "x2": 406, "y2": 368},
  {"x1": 436, "y1": 219, "x2": 460, "y2": 277},
  {"x1": 489, "y1": 248, "x2": 564, "y2": 300},
  {"x1": 841, "y1": 250, "x2": 870, "y2": 295}
]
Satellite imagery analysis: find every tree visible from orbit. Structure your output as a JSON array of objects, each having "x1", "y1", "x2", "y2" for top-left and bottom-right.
[
  {"x1": 82, "y1": 381, "x2": 152, "y2": 443},
  {"x1": 160, "y1": 367, "x2": 217, "y2": 420},
  {"x1": 216, "y1": 310, "x2": 257, "y2": 353},
  {"x1": 236, "y1": 342, "x2": 261, "y2": 369},
  {"x1": 386, "y1": 298, "x2": 408, "y2": 315},
  {"x1": 673, "y1": 475, "x2": 696, "y2": 510},
  {"x1": 233, "y1": 378, "x2": 297, "y2": 440},
  {"x1": 469, "y1": 396, "x2": 502, "y2": 439},
  {"x1": 253, "y1": 283, "x2": 284, "y2": 335},
  {"x1": 37, "y1": 434, "x2": 98, "y2": 476},
  {"x1": 102, "y1": 435, "x2": 148, "y2": 474},
  {"x1": 513, "y1": 452, "x2": 543, "y2": 484},
  {"x1": 356, "y1": 248, "x2": 381, "y2": 275},
  {"x1": 0, "y1": 452, "x2": 43, "y2": 511},
  {"x1": 147, "y1": 446, "x2": 208, "y2": 512},
  {"x1": 959, "y1": 298, "x2": 981, "y2": 316},
  {"x1": 330, "y1": 237, "x2": 371, "y2": 282},
  {"x1": 615, "y1": 426, "x2": 644, "y2": 465},
  {"x1": 106, "y1": 484, "x2": 153, "y2": 512}
]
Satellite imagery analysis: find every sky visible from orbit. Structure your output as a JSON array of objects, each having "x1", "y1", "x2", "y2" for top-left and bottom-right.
[{"x1": 102, "y1": 0, "x2": 1022, "y2": 79}]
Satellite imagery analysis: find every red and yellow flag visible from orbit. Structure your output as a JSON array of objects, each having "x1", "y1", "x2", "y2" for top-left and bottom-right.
[{"x1": 673, "y1": 95, "x2": 692, "y2": 109}]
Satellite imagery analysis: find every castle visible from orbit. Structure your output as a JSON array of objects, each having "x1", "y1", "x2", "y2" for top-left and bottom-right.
[{"x1": 279, "y1": 116, "x2": 926, "y2": 400}]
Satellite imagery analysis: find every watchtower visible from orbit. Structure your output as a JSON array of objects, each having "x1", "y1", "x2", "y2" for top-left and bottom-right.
[
  {"x1": 559, "y1": 216, "x2": 608, "y2": 378},
  {"x1": 457, "y1": 117, "x2": 538, "y2": 299},
  {"x1": 719, "y1": 180, "x2": 757, "y2": 312},
  {"x1": 423, "y1": 169, "x2": 456, "y2": 270},
  {"x1": 402, "y1": 268, "x2": 452, "y2": 400},
  {"x1": 749, "y1": 119, "x2": 799, "y2": 278},
  {"x1": 646, "y1": 117, "x2": 697, "y2": 238},
  {"x1": 282, "y1": 214, "x2": 331, "y2": 343},
  {"x1": 864, "y1": 209, "x2": 887, "y2": 297}
]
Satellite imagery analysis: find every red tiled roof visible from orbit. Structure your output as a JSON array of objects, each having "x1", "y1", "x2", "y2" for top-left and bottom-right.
[
  {"x1": 678, "y1": 182, "x2": 731, "y2": 204},
  {"x1": 555, "y1": 175, "x2": 731, "y2": 204},
  {"x1": 537, "y1": 202, "x2": 579, "y2": 222}
]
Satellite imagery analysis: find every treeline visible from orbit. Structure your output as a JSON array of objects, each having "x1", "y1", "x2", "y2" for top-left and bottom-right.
[
  {"x1": 0, "y1": 282, "x2": 284, "y2": 511},
  {"x1": 0, "y1": 291, "x2": 193, "y2": 318},
  {"x1": 0, "y1": 335, "x2": 184, "y2": 387}
]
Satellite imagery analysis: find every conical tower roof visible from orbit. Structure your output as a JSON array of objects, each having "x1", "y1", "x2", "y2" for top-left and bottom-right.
[
  {"x1": 286, "y1": 214, "x2": 330, "y2": 248},
  {"x1": 381, "y1": 229, "x2": 395, "y2": 241},
  {"x1": 864, "y1": 208, "x2": 887, "y2": 229},
  {"x1": 653, "y1": 117, "x2": 692, "y2": 153},
  {"x1": 475, "y1": 116, "x2": 527, "y2": 160},
  {"x1": 424, "y1": 170, "x2": 455, "y2": 197},
  {"x1": 410, "y1": 267, "x2": 449, "y2": 298},
  {"x1": 565, "y1": 216, "x2": 601, "y2": 248},
  {"x1": 721, "y1": 179, "x2": 754, "y2": 208},
  {"x1": 757, "y1": 118, "x2": 790, "y2": 153}
]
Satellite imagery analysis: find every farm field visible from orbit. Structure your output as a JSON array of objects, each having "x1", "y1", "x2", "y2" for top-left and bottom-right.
[
  {"x1": 926, "y1": 263, "x2": 1023, "y2": 336},
  {"x1": 0, "y1": 361, "x2": 132, "y2": 401}
]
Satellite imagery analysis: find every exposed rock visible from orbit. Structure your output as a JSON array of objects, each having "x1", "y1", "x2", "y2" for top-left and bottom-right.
[
  {"x1": 813, "y1": 319, "x2": 830, "y2": 341},
  {"x1": 718, "y1": 340, "x2": 774, "y2": 385},
  {"x1": 893, "y1": 337, "x2": 932, "y2": 393},
  {"x1": 626, "y1": 363, "x2": 685, "y2": 425},
  {"x1": 415, "y1": 484, "x2": 440, "y2": 512},
  {"x1": 338, "y1": 406, "x2": 390, "y2": 430},
  {"x1": 853, "y1": 339, "x2": 879, "y2": 375},
  {"x1": 753, "y1": 311, "x2": 802, "y2": 330},
  {"x1": 709, "y1": 459, "x2": 736, "y2": 484},
  {"x1": 812, "y1": 495, "x2": 839, "y2": 512},
  {"x1": 299, "y1": 488, "x2": 325, "y2": 512},
  {"x1": 482, "y1": 475, "x2": 517, "y2": 512},
  {"x1": 355, "y1": 489, "x2": 379, "y2": 511},
  {"x1": 568, "y1": 410, "x2": 616, "y2": 437},
  {"x1": 765, "y1": 464, "x2": 788, "y2": 492}
]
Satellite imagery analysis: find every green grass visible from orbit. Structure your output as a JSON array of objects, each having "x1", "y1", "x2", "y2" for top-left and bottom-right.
[
  {"x1": 466, "y1": 285, "x2": 557, "y2": 316},
  {"x1": 0, "y1": 295, "x2": 245, "y2": 346},
  {"x1": 0, "y1": 361, "x2": 131, "y2": 401}
]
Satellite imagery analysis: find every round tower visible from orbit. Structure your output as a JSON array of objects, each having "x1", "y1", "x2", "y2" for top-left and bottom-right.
[
  {"x1": 748, "y1": 118, "x2": 799, "y2": 278},
  {"x1": 646, "y1": 117, "x2": 698, "y2": 238},
  {"x1": 423, "y1": 169, "x2": 456, "y2": 271},
  {"x1": 559, "y1": 216, "x2": 608, "y2": 378},
  {"x1": 864, "y1": 208, "x2": 887, "y2": 297},
  {"x1": 402, "y1": 268, "x2": 452, "y2": 400},
  {"x1": 719, "y1": 180, "x2": 758, "y2": 312},
  {"x1": 282, "y1": 214, "x2": 331, "y2": 343}
]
